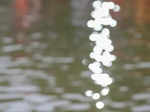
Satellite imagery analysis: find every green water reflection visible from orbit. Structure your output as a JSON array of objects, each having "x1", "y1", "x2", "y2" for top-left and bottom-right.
[{"x1": 0, "y1": 0, "x2": 149, "y2": 112}]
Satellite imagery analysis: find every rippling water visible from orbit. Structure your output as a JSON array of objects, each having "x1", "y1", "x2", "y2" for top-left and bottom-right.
[{"x1": 0, "y1": 0, "x2": 150, "y2": 112}]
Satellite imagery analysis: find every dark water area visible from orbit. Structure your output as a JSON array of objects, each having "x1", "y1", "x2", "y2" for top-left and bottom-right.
[{"x1": 0, "y1": 0, "x2": 150, "y2": 112}]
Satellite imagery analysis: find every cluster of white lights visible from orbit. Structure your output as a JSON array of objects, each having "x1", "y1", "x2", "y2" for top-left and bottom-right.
[{"x1": 85, "y1": 0, "x2": 119, "y2": 110}]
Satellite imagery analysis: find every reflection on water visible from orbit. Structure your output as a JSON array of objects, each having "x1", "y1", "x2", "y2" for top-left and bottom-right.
[
  {"x1": 0, "y1": 0, "x2": 149, "y2": 112},
  {"x1": 86, "y1": 0, "x2": 119, "y2": 110}
]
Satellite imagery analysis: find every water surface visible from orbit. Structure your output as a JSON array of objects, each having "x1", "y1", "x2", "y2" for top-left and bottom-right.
[{"x1": 0, "y1": 0, "x2": 149, "y2": 112}]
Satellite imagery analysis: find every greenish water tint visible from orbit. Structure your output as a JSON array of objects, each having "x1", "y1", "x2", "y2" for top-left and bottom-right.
[{"x1": 0, "y1": 0, "x2": 149, "y2": 112}]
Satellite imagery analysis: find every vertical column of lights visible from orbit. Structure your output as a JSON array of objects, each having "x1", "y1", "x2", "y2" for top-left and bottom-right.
[{"x1": 85, "y1": 0, "x2": 120, "y2": 110}]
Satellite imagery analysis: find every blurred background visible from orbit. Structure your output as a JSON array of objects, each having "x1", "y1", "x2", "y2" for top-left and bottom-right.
[{"x1": 0, "y1": 0, "x2": 149, "y2": 112}]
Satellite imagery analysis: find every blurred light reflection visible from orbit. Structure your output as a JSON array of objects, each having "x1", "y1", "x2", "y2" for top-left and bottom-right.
[{"x1": 86, "y1": 0, "x2": 119, "y2": 109}]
